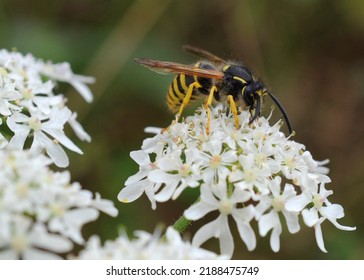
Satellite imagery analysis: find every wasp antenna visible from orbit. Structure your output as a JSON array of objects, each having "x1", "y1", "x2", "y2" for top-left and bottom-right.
[{"x1": 266, "y1": 91, "x2": 293, "y2": 135}]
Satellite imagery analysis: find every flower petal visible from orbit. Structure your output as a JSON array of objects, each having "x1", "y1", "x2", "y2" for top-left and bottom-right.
[
  {"x1": 270, "y1": 225, "x2": 282, "y2": 253},
  {"x1": 282, "y1": 210, "x2": 300, "y2": 234},
  {"x1": 258, "y1": 211, "x2": 278, "y2": 237},
  {"x1": 34, "y1": 131, "x2": 69, "y2": 167},
  {"x1": 130, "y1": 150, "x2": 150, "y2": 166},
  {"x1": 286, "y1": 192, "x2": 311, "y2": 212},
  {"x1": 314, "y1": 221, "x2": 327, "y2": 253},
  {"x1": 184, "y1": 201, "x2": 216, "y2": 220},
  {"x1": 192, "y1": 215, "x2": 234, "y2": 258},
  {"x1": 30, "y1": 224, "x2": 73, "y2": 253},
  {"x1": 148, "y1": 169, "x2": 175, "y2": 183},
  {"x1": 154, "y1": 181, "x2": 179, "y2": 202},
  {"x1": 71, "y1": 80, "x2": 93, "y2": 103},
  {"x1": 8, "y1": 129, "x2": 29, "y2": 150},
  {"x1": 302, "y1": 208, "x2": 319, "y2": 227},
  {"x1": 118, "y1": 180, "x2": 148, "y2": 203},
  {"x1": 124, "y1": 170, "x2": 149, "y2": 185},
  {"x1": 236, "y1": 222, "x2": 256, "y2": 251},
  {"x1": 42, "y1": 128, "x2": 83, "y2": 154}
]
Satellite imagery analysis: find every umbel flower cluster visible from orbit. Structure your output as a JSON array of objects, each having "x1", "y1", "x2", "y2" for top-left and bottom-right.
[
  {"x1": 0, "y1": 49, "x2": 94, "y2": 167},
  {"x1": 0, "y1": 49, "x2": 120, "y2": 260},
  {"x1": 76, "y1": 226, "x2": 225, "y2": 260},
  {"x1": 0, "y1": 148, "x2": 118, "y2": 259},
  {"x1": 119, "y1": 104, "x2": 356, "y2": 258}
]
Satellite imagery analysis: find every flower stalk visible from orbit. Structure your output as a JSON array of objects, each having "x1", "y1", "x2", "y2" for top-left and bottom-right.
[{"x1": 172, "y1": 215, "x2": 192, "y2": 234}]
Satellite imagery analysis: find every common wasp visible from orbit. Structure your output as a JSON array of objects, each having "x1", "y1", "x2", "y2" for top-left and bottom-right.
[{"x1": 135, "y1": 46, "x2": 293, "y2": 135}]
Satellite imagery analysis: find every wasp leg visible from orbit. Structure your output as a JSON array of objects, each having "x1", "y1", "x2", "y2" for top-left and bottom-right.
[
  {"x1": 227, "y1": 95, "x2": 240, "y2": 129},
  {"x1": 204, "y1": 85, "x2": 218, "y2": 134},
  {"x1": 176, "y1": 81, "x2": 201, "y2": 122}
]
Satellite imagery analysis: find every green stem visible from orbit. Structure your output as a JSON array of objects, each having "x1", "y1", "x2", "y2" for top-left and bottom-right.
[{"x1": 172, "y1": 215, "x2": 192, "y2": 233}]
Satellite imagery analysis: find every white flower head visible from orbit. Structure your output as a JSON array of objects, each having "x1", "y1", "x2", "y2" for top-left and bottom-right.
[
  {"x1": 120, "y1": 104, "x2": 356, "y2": 256},
  {"x1": 148, "y1": 148, "x2": 202, "y2": 201},
  {"x1": 286, "y1": 179, "x2": 356, "y2": 252},
  {"x1": 184, "y1": 182, "x2": 256, "y2": 258},
  {"x1": 118, "y1": 150, "x2": 160, "y2": 209},
  {"x1": 0, "y1": 216, "x2": 73, "y2": 260},
  {"x1": 7, "y1": 107, "x2": 82, "y2": 167},
  {"x1": 41, "y1": 61, "x2": 95, "y2": 103},
  {"x1": 0, "y1": 49, "x2": 94, "y2": 167},
  {"x1": 255, "y1": 176, "x2": 300, "y2": 252},
  {"x1": 75, "y1": 226, "x2": 226, "y2": 260},
  {"x1": 0, "y1": 149, "x2": 119, "y2": 259}
]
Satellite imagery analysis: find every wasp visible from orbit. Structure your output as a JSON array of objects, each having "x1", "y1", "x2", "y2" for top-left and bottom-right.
[{"x1": 135, "y1": 46, "x2": 293, "y2": 135}]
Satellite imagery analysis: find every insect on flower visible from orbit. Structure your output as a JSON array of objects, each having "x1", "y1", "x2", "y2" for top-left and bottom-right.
[{"x1": 135, "y1": 45, "x2": 293, "y2": 135}]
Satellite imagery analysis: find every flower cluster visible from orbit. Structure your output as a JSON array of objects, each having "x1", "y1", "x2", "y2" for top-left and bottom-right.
[
  {"x1": 119, "y1": 104, "x2": 355, "y2": 258},
  {"x1": 75, "y1": 226, "x2": 225, "y2": 260},
  {"x1": 0, "y1": 148, "x2": 118, "y2": 259},
  {"x1": 0, "y1": 49, "x2": 94, "y2": 167}
]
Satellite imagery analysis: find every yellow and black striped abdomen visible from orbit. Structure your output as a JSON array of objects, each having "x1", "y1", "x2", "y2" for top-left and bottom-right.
[
  {"x1": 166, "y1": 62, "x2": 216, "y2": 112},
  {"x1": 166, "y1": 73, "x2": 200, "y2": 112}
]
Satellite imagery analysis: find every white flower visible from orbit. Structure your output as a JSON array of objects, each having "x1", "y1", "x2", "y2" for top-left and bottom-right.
[
  {"x1": 91, "y1": 192, "x2": 119, "y2": 217},
  {"x1": 232, "y1": 154, "x2": 271, "y2": 197},
  {"x1": 34, "y1": 179, "x2": 118, "y2": 245},
  {"x1": 41, "y1": 62, "x2": 95, "y2": 102},
  {"x1": 75, "y1": 226, "x2": 226, "y2": 260},
  {"x1": 68, "y1": 112, "x2": 91, "y2": 142},
  {"x1": 255, "y1": 176, "x2": 300, "y2": 252},
  {"x1": 198, "y1": 139, "x2": 238, "y2": 184},
  {"x1": 0, "y1": 216, "x2": 73, "y2": 260},
  {"x1": 7, "y1": 107, "x2": 82, "y2": 167},
  {"x1": 286, "y1": 179, "x2": 356, "y2": 252},
  {"x1": 148, "y1": 148, "x2": 201, "y2": 201},
  {"x1": 184, "y1": 183, "x2": 256, "y2": 258},
  {"x1": 121, "y1": 104, "x2": 356, "y2": 255},
  {"x1": 0, "y1": 73, "x2": 21, "y2": 116},
  {"x1": 0, "y1": 49, "x2": 94, "y2": 106},
  {"x1": 163, "y1": 227, "x2": 227, "y2": 259},
  {"x1": 48, "y1": 208, "x2": 99, "y2": 245},
  {"x1": 118, "y1": 150, "x2": 160, "y2": 209},
  {"x1": 0, "y1": 49, "x2": 93, "y2": 167},
  {"x1": 244, "y1": 139, "x2": 281, "y2": 173},
  {"x1": 0, "y1": 149, "x2": 119, "y2": 259},
  {"x1": 41, "y1": 61, "x2": 95, "y2": 103},
  {"x1": 16, "y1": 79, "x2": 62, "y2": 115}
]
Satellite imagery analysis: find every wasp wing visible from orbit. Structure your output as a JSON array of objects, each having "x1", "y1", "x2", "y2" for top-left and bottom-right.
[
  {"x1": 135, "y1": 58, "x2": 224, "y2": 79},
  {"x1": 182, "y1": 45, "x2": 227, "y2": 64}
]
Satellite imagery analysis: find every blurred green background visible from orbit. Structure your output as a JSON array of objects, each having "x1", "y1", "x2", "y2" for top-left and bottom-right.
[{"x1": 1, "y1": 0, "x2": 363, "y2": 259}]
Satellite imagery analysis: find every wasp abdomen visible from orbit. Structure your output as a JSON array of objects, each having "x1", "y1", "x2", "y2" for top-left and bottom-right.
[{"x1": 166, "y1": 62, "x2": 215, "y2": 112}]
